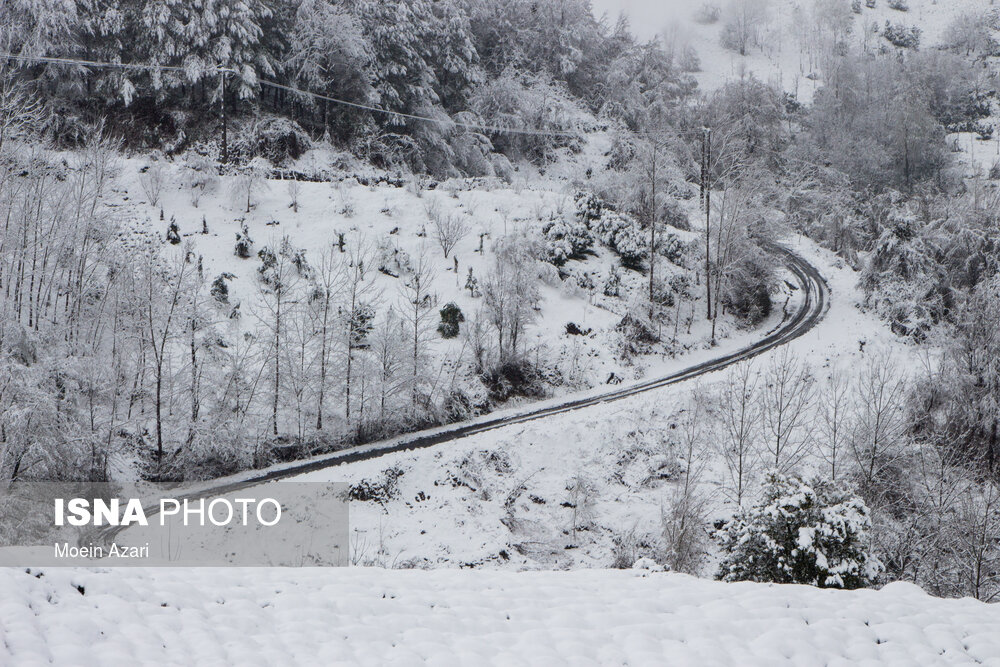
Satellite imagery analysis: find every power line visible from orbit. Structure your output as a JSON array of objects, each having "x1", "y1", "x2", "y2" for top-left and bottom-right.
[
  {"x1": 0, "y1": 52, "x2": 579, "y2": 139},
  {"x1": 0, "y1": 52, "x2": 190, "y2": 73}
]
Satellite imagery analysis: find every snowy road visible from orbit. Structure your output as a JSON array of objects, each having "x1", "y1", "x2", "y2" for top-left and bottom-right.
[{"x1": 89, "y1": 242, "x2": 828, "y2": 546}]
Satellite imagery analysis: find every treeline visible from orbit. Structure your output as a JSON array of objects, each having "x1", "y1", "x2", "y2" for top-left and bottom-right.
[{"x1": 1, "y1": 0, "x2": 696, "y2": 175}]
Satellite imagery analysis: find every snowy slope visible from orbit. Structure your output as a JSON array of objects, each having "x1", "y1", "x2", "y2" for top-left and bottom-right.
[
  {"x1": 2, "y1": 567, "x2": 998, "y2": 666},
  {"x1": 200, "y1": 236, "x2": 903, "y2": 572},
  {"x1": 613, "y1": 0, "x2": 1000, "y2": 100}
]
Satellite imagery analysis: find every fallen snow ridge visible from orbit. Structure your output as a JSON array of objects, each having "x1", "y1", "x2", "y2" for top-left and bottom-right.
[{"x1": 2, "y1": 568, "x2": 998, "y2": 666}]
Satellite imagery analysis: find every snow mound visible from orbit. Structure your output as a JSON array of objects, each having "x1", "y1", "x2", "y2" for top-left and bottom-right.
[{"x1": 2, "y1": 568, "x2": 998, "y2": 666}]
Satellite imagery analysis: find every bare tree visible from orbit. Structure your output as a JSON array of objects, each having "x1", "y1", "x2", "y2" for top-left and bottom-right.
[
  {"x1": 819, "y1": 366, "x2": 852, "y2": 481},
  {"x1": 759, "y1": 348, "x2": 815, "y2": 474},
  {"x1": 341, "y1": 237, "x2": 379, "y2": 425},
  {"x1": 955, "y1": 481, "x2": 1000, "y2": 602},
  {"x1": 720, "y1": 0, "x2": 770, "y2": 56},
  {"x1": 371, "y1": 306, "x2": 407, "y2": 428},
  {"x1": 719, "y1": 361, "x2": 760, "y2": 506},
  {"x1": 140, "y1": 252, "x2": 192, "y2": 465},
  {"x1": 483, "y1": 235, "x2": 541, "y2": 365},
  {"x1": 663, "y1": 393, "x2": 710, "y2": 573},
  {"x1": 287, "y1": 178, "x2": 302, "y2": 213},
  {"x1": 566, "y1": 472, "x2": 597, "y2": 542},
  {"x1": 312, "y1": 243, "x2": 346, "y2": 431},
  {"x1": 0, "y1": 62, "x2": 44, "y2": 154},
  {"x1": 849, "y1": 351, "x2": 908, "y2": 499},
  {"x1": 232, "y1": 157, "x2": 271, "y2": 213},
  {"x1": 431, "y1": 210, "x2": 470, "y2": 259},
  {"x1": 139, "y1": 162, "x2": 166, "y2": 208},
  {"x1": 254, "y1": 238, "x2": 305, "y2": 438},
  {"x1": 398, "y1": 249, "x2": 436, "y2": 413}
]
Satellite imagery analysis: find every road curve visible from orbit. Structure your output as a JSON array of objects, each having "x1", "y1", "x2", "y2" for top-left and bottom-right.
[{"x1": 86, "y1": 243, "x2": 827, "y2": 546}]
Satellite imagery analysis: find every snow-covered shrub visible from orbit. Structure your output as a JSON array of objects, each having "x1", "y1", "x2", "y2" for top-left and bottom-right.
[
  {"x1": 542, "y1": 218, "x2": 593, "y2": 266},
  {"x1": 348, "y1": 304, "x2": 376, "y2": 348},
  {"x1": 658, "y1": 232, "x2": 686, "y2": 266},
  {"x1": 592, "y1": 211, "x2": 646, "y2": 266},
  {"x1": 679, "y1": 45, "x2": 701, "y2": 73},
  {"x1": 602, "y1": 265, "x2": 622, "y2": 297},
  {"x1": 883, "y1": 22, "x2": 920, "y2": 49},
  {"x1": 574, "y1": 190, "x2": 604, "y2": 224},
  {"x1": 722, "y1": 254, "x2": 774, "y2": 325},
  {"x1": 236, "y1": 116, "x2": 312, "y2": 165},
  {"x1": 442, "y1": 449, "x2": 515, "y2": 501},
  {"x1": 377, "y1": 238, "x2": 412, "y2": 277},
  {"x1": 464, "y1": 267, "x2": 480, "y2": 297},
  {"x1": 661, "y1": 198, "x2": 690, "y2": 231},
  {"x1": 616, "y1": 313, "x2": 659, "y2": 359},
  {"x1": 166, "y1": 217, "x2": 181, "y2": 245},
  {"x1": 579, "y1": 191, "x2": 645, "y2": 264},
  {"x1": 234, "y1": 222, "x2": 254, "y2": 258},
  {"x1": 211, "y1": 273, "x2": 233, "y2": 304},
  {"x1": 347, "y1": 466, "x2": 404, "y2": 503},
  {"x1": 887, "y1": 0, "x2": 907, "y2": 10},
  {"x1": 714, "y1": 473, "x2": 883, "y2": 589},
  {"x1": 438, "y1": 302, "x2": 465, "y2": 338}
]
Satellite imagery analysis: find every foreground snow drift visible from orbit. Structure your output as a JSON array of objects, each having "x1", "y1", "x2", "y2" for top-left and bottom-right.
[{"x1": 2, "y1": 568, "x2": 997, "y2": 666}]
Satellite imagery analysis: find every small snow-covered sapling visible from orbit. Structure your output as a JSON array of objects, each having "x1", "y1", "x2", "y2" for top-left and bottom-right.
[{"x1": 166, "y1": 217, "x2": 181, "y2": 245}]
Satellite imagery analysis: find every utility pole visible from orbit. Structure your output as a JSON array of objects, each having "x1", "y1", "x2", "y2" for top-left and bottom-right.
[
  {"x1": 703, "y1": 127, "x2": 712, "y2": 320},
  {"x1": 221, "y1": 69, "x2": 229, "y2": 164},
  {"x1": 648, "y1": 140, "x2": 657, "y2": 321}
]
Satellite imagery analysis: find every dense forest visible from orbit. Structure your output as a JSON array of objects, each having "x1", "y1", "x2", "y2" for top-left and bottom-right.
[{"x1": 0, "y1": 0, "x2": 698, "y2": 174}]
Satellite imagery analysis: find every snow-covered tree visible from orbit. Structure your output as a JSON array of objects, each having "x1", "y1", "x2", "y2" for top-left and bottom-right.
[{"x1": 715, "y1": 472, "x2": 883, "y2": 589}]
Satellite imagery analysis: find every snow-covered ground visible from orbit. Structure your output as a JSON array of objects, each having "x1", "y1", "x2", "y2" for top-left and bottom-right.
[{"x1": 2, "y1": 567, "x2": 997, "y2": 666}]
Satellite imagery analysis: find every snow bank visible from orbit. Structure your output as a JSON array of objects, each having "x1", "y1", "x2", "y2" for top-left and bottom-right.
[{"x1": 2, "y1": 567, "x2": 997, "y2": 666}]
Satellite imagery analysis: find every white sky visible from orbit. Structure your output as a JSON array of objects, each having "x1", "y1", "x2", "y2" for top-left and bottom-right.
[{"x1": 590, "y1": 0, "x2": 695, "y2": 40}]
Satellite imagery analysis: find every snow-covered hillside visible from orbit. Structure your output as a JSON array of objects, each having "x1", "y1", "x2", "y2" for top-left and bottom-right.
[
  {"x1": 272, "y1": 238, "x2": 900, "y2": 570},
  {"x1": 105, "y1": 141, "x2": 755, "y2": 465},
  {"x1": 624, "y1": 0, "x2": 1000, "y2": 100},
  {"x1": 2, "y1": 567, "x2": 997, "y2": 666}
]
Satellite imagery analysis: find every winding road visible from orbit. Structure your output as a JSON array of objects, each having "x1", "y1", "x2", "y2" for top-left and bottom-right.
[{"x1": 86, "y1": 242, "x2": 827, "y2": 546}]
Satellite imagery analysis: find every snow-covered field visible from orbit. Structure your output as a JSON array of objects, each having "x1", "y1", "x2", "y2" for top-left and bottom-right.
[{"x1": 2, "y1": 567, "x2": 997, "y2": 666}]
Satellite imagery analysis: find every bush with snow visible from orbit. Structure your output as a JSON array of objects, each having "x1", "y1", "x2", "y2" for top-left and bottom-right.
[
  {"x1": 542, "y1": 219, "x2": 593, "y2": 266},
  {"x1": 592, "y1": 211, "x2": 646, "y2": 266},
  {"x1": 572, "y1": 191, "x2": 645, "y2": 265},
  {"x1": 883, "y1": 22, "x2": 920, "y2": 50},
  {"x1": 234, "y1": 222, "x2": 254, "y2": 259},
  {"x1": 714, "y1": 472, "x2": 883, "y2": 589},
  {"x1": 438, "y1": 302, "x2": 465, "y2": 339}
]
